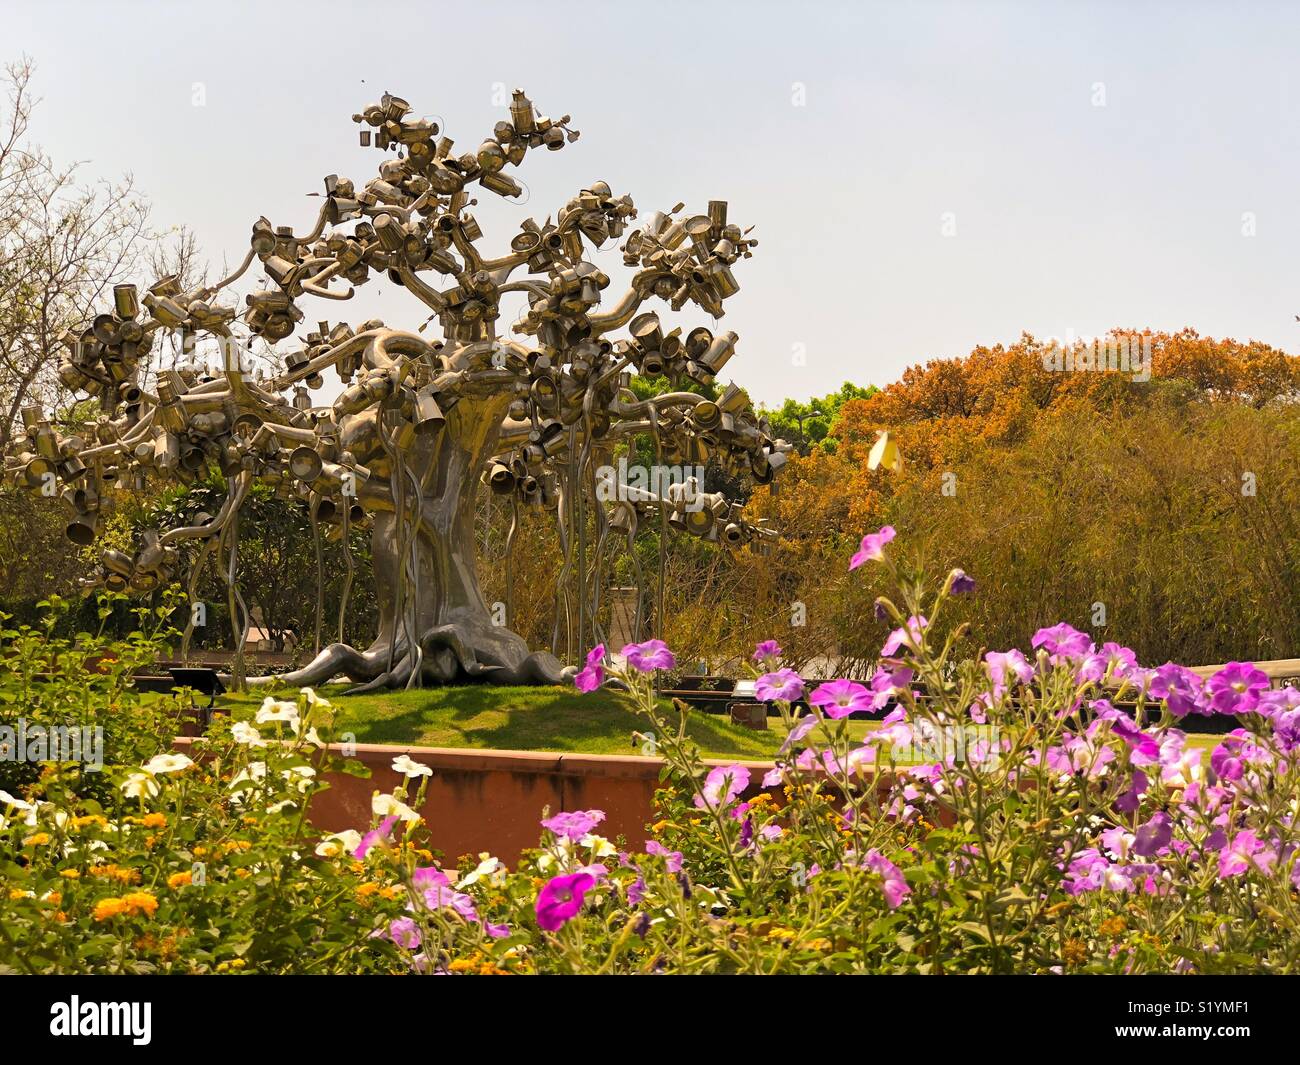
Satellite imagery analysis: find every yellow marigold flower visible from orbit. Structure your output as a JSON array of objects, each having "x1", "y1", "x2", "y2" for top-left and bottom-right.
[
  {"x1": 59, "y1": 869, "x2": 81, "y2": 879},
  {"x1": 233, "y1": 868, "x2": 250, "y2": 879},
  {"x1": 8, "y1": 888, "x2": 31, "y2": 901},
  {"x1": 121, "y1": 892, "x2": 158, "y2": 918},
  {"x1": 803, "y1": 937, "x2": 832, "y2": 952},
  {"x1": 167, "y1": 872, "x2": 192, "y2": 890},
  {"x1": 140, "y1": 813, "x2": 167, "y2": 829},
  {"x1": 72, "y1": 814, "x2": 108, "y2": 829},
  {"x1": 216, "y1": 958, "x2": 247, "y2": 973},
  {"x1": 356, "y1": 882, "x2": 380, "y2": 899},
  {"x1": 651, "y1": 819, "x2": 672, "y2": 833},
  {"x1": 380, "y1": 885, "x2": 403, "y2": 900},
  {"x1": 478, "y1": 962, "x2": 509, "y2": 975},
  {"x1": 192, "y1": 846, "x2": 208, "y2": 858},
  {"x1": 93, "y1": 897, "x2": 128, "y2": 922},
  {"x1": 414, "y1": 849, "x2": 433, "y2": 861},
  {"x1": 23, "y1": 832, "x2": 50, "y2": 847},
  {"x1": 242, "y1": 816, "x2": 259, "y2": 826},
  {"x1": 89, "y1": 864, "x2": 141, "y2": 885},
  {"x1": 764, "y1": 926, "x2": 797, "y2": 942}
]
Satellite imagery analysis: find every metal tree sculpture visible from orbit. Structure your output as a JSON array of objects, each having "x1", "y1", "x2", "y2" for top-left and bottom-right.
[{"x1": 5, "y1": 90, "x2": 789, "y2": 691}]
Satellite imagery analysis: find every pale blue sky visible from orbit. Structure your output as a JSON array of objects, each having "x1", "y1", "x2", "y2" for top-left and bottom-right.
[{"x1": 10, "y1": 0, "x2": 1300, "y2": 404}]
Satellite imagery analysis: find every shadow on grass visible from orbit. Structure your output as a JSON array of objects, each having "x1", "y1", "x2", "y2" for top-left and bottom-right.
[{"x1": 223, "y1": 683, "x2": 781, "y2": 759}]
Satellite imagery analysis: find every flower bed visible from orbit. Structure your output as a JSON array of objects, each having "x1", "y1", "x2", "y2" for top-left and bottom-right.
[{"x1": 3, "y1": 532, "x2": 1300, "y2": 974}]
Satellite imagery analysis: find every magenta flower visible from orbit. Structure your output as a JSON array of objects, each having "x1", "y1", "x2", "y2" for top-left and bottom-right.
[
  {"x1": 695, "y1": 764, "x2": 751, "y2": 810},
  {"x1": 535, "y1": 871, "x2": 596, "y2": 931},
  {"x1": 622, "y1": 638, "x2": 676, "y2": 672},
  {"x1": 810, "y1": 678, "x2": 873, "y2": 719},
  {"x1": 541, "y1": 808, "x2": 606, "y2": 841},
  {"x1": 756, "y1": 668, "x2": 805, "y2": 703},
  {"x1": 1206, "y1": 662, "x2": 1270, "y2": 716},
  {"x1": 752, "y1": 640, "x2": 782, "y2": 663},
  {"x1": 862, "y1": 849, "x2": 910, "y2": 908},
  {"x1": 849, "y1": 525, "x2": 896, "y2": 569},
  {"x1": 353, "y1": 815, "x2": 398, "y2": 858},
  {"x1": 574, "y1": 644, "x2": 606, "y2": 693},
  {"x1": 1031, "y1": 623, "x2": 1093, "y2": 660}
]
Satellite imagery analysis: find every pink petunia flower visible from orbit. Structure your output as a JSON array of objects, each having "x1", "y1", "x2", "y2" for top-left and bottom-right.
[
  {"x1": 810, "y1": 678, "x2": 873, "y2": 719},
  {"x1": 622, "y1": 639, "x2": 676, "y2": 673},
  {"x1": 695, "y1": 764, "x2": 751, "y2": 810},
  {"x1": 862, "y1": 849, "x2": 911, "y2": 908},
  {"x1": 756, "y1": 668, "x2": 805, "y2": 703},
  {"x1": 849, "y1": 525, "x2": 896, "y2": 570},
  {"x1": 541, "y1": 808, "x2": 606, "y2": 841}
]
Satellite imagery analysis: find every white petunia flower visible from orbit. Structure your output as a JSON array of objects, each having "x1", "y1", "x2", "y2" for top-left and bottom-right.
[
  {"x1": 372, "y1": 792, "x2": 420, "y2": 823},
  {"x1": 231, "y1": 721, "x2": 266, "y2": 747},
  {"x1": 456, "y1": 854, "x2": 505, "y2": 889},
  {"x1": 280, "y1": 765, "x2": 317, "y2": 793},
  {"x1": 143, "y1": 753, "x2": 194, "y2": 775},
  {"x1": 392, "y1": 754, "x2": 433, "y2": 779},
  {"x1": 316, "y1": 830, "x2": 362, "y2": 858},
  {"x1": 121, "y1": 772, "x2": 159, "y2": 799},
  {"x1": 256, "y1": 697, "x2": 300, "y2": 725}
]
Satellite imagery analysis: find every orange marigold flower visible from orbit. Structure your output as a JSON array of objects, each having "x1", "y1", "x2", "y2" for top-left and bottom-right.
[
  {"x1": 121, "y1": 892, "x2": 159, "y2": 918},
  {"x1": 93, "y1": 897, "x2": 128, "y2": 922},
  {"x1": 167, "y1": 872, "x2": 192, "y2": 890}
]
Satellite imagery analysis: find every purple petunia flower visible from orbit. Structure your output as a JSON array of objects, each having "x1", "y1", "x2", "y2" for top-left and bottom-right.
[
  {"x1": 752, "y1": 640, "x2": 783, "y2": 663},
  {"x1": 862, "y1": 849, "x2": 910, "y2": 909},
  {"x1": 1205, "y1": 662, "x2": 1270, "y2": 716},
  {"x1": 622, "y1": 639, "x2": 676, "y2": 673},
  {"x1": 384, "y1": 916, "x2": 421, "y2": 950},
  {"x1": 756, "y1": 668, "x2": 805, "y2": 703},
  {"x1": 535, "y1": 872, "x2": 596, "y2": 931},
  {"x1": 850, "y1": 525, "x2": 896, "y2": 570},
  {"x1": 810, "y1": 678, "x2": 874, "y2": 720},
  {"x1": 645, "y1": 839, "x2": 683, "y2": 872},
  {"x1": 574, "y1": 644, "x2": 606, "y2": 693},
  {"x1": 1032, "y1": 622, "x2": 1093, "y2": 660},
  {"x1": 695, "y1": 764, "x2": 751, "y2": 810},
  {"x1": 1132, "y1": 812, "x2": 1172, "y2": 857},
  {"x1": 949, "y1": 568, "x2": 976, "y2": 594},
  {"x1": 1149, "y1": 663, "x2": 1208, "y2": 718},
  {"x1": 541, "y1": 808, "x2": 606, "y2": 841}
]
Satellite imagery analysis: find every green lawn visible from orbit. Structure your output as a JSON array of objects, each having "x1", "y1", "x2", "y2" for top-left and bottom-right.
[
  {"x1": 216, "y1": 684, "x2": 1220, "y2": 760},
  {"x1": 219, "y1": 683, "x2": 794, "y2": 760}
]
